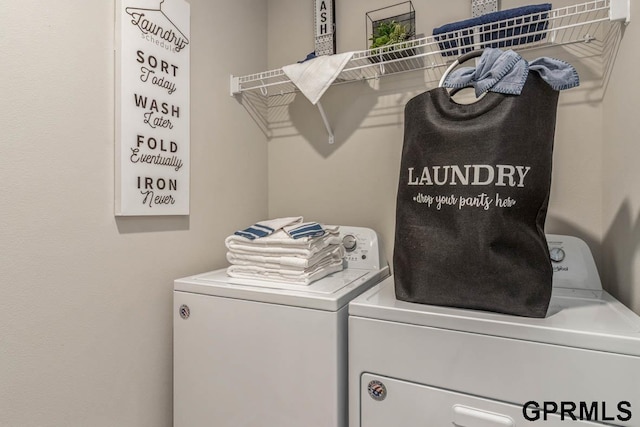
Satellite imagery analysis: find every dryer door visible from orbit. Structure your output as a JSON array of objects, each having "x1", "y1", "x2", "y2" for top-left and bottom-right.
[{"x1": 360, "y1": 374, "x2": 617, "y2": 426}]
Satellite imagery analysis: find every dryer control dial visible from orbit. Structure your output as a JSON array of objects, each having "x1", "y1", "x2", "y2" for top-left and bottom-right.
[
  {"x1": 337, "y1": 226, "x2": 387, "y2": 271},
  {"x1": 343, "y1": 234, "x2": 358, "y2": 252},
  {"x1": 549, "y1": 247, "x2": 566, "y2": 263}
]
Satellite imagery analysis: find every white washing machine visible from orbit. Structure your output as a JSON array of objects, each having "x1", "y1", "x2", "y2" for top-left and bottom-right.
[
  {"x1": 174, "y1": 226, "x2": 389, "y2": 427},
  {"x1": 349, "y1": 235, "x2": 640, "y2": 426}
]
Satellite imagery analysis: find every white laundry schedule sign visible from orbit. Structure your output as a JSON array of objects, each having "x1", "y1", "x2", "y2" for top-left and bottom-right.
[{"x1": 115, "y1": 0, "x2": 190, "y2": 216}]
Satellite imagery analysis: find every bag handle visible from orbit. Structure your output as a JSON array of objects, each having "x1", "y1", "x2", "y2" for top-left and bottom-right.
[{"x1": 438, "y1": 49, "x2": 484, "y2": 88}]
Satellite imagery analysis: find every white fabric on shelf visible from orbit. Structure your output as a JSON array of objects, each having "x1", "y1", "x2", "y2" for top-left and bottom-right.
[{"x1": 282, "y1": 52, "x2": 354, "y2": 105}]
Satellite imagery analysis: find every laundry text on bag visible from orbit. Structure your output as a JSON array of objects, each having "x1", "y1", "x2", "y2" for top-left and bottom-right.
[
  {"x1": 413, "y1": 192, "x2": 517, "y2": 210},
  {"x1": 407, "y1": 164, "x2": 531, "y2": 187}
]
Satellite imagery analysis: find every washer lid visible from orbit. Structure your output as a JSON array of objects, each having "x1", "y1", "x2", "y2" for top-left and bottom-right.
[
  {"x1": 349, "y1": 277, "x2": 640, "y2": 357},
  {"x1": 175, "y1": 266, "x2": 390, "y2": 311}
]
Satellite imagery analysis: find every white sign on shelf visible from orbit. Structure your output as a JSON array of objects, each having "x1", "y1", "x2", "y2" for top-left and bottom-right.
[
  {"x1": 314, "y1": 0, "x2": 336, "y2": 55},
  {"x1": 115, "y1": 0, "x2": 190, "y2": 216}
]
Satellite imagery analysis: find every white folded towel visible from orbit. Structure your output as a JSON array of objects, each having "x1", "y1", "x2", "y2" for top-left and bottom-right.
[
  {"x1": 226, "y1": 226, "x2": 341, "y2": 258},
  {"x1": 227, "y1": 244, "x2": 345, "y2": 269},
  {"x1": 282, "y1": 52, "x2": 354, "y2": 105},
  {"x1": 226, "y1": 221, "x2": 345, "y2": 285},
  {"x1": 284, "y1": 222, "x2": 326, "y2": 239},
  {"x1": 226, "y1": 258, "x2": 344, "y2": 286},
  {"x1": 234, "y1": 216, "x2": 302, "y2": 240}
]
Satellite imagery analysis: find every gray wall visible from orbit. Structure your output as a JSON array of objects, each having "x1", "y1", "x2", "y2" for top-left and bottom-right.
[
  {"x1": 603, "y1": 11, "x2": 640, "y2": 312},
  {"x1": 0, "y1": 1, "x2": 268, "y2": 426}
]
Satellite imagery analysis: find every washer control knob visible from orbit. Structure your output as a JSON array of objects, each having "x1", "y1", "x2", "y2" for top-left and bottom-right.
[
  {"x1": 549, "y1": 247, "x2": 566, "y2": 263},
  {"x1": 342, "y1": 235, "x2": 358, "y2": 252}
]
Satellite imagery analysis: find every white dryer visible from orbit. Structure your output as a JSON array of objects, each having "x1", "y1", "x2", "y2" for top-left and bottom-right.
[
  {"x1": 174, "y1": 226, "x2": 389, "y2": 427},
  {"x1": 349, "y1": 235, "x2": 640, "y2": 426}
]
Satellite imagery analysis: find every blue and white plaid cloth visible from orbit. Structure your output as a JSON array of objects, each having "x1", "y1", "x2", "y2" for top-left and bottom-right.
[
  {"x1": 234, "y1": 217, "x2": 302, "y2": 240},
  {"x1": 234, "y1": 218, "x2": 328, "y2": 241},
  {"x1": 284, "y1": 222, "x2": 326, "y2": 240}
]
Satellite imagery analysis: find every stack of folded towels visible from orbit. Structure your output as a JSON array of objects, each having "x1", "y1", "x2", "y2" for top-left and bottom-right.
[{"x1": 225, "y1": 217, "x2": 345, "y2": 285}]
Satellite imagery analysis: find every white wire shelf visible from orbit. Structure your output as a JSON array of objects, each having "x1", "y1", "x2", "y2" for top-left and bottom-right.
[{"x1": 230, "y1": 0, "x2": 629, "y2": 142}]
